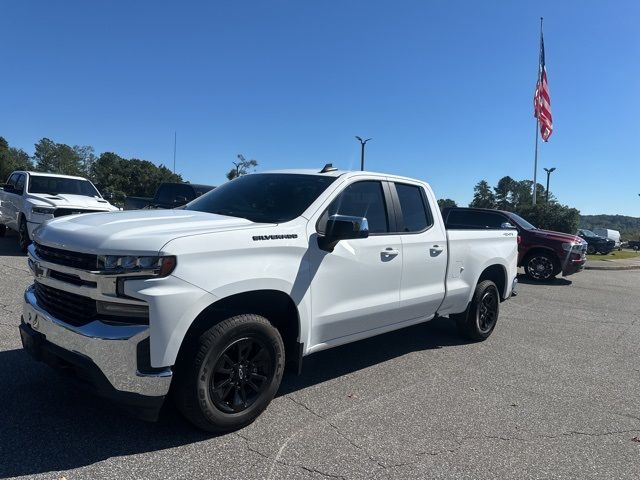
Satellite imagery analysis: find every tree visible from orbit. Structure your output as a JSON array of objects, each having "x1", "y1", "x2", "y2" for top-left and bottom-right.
[
  {"x1": 0, "y1": 136, "x2": 32, "y2": 182},
  {"x1": 90, "y1": 152, "x2": 182, "y2": 204},
  {"x1": 437, "y1": 198, "x2": 458, "y2": 210},
  {"x1": 226, "y1": 154, "x2": 257, "y2": 180},
  {"x1": 33, "y1": 137, "x2": 87, "y2": 176},
  {"x1": 517, "y1": 203, "x2": 580, "y2": 234},
  {"x1": 469, "y1": 180, "x2": 495, "y2": 209},
  {"x1": 493, "y1": 176, "x2": 515, "y2": 210}
]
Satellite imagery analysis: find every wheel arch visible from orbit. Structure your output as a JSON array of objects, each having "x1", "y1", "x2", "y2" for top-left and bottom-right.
[
  {"x1": 476, "y1": 264, "x2": 508, "y2": 301},
  {"x1": 175, "y1": 289, "x2": 303, "y2": 374}
]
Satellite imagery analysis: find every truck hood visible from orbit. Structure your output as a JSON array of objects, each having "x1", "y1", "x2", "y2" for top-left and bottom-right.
[
  {"x1": 34, "y1": 209, "x2": 269, "y2": 255},
  {"x1": 532, "y1": 229, "x2": 583, "y2": 244},
  {"x1": 28, "y1": 192, "x2": 117, "y2": 210}
]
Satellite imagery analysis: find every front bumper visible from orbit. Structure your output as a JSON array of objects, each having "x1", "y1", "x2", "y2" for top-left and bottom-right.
[{"x1": 21, "y1": 285, "x2": 172, "y2": 419}]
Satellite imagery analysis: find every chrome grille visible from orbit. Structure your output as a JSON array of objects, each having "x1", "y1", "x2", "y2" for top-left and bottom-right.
[{"x1": 35, "y1": 243, "x2": 98, "y2": 270}]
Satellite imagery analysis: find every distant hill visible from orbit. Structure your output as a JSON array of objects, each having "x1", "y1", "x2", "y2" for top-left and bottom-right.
[{"x1": 580, "y1": 214, "x2": 640, "y2": 241}]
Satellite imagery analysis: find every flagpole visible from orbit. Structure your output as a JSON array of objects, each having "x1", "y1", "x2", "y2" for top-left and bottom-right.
[{"x1": 533, "y1": 17, "x2": 543, "y2": 206}]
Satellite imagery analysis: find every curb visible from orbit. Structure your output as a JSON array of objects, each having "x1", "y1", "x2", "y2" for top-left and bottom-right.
[{"x1": 585, "y1": 263, "x2": 640, "y2": 271}]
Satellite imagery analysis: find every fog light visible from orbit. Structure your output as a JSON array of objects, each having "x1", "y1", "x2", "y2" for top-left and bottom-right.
[{"x1": 96, "y1": 300, "x2": 149, "y2": 319}]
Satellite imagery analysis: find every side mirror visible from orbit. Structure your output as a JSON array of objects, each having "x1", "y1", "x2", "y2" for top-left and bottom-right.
[
  {"x1": 501, "y1": 222, "x2": 517, "y2": 230},
  {"x1": 174, "y1": 195, "x2": 188, "y2": 204},
  {"x1": 318, "y1": 215, "x2": 369, "y2": 252}
]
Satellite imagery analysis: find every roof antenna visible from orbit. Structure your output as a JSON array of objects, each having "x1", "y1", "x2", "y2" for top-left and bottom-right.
[{"x1": 320, "y1": 163, "x2": 337, "y2": 173}]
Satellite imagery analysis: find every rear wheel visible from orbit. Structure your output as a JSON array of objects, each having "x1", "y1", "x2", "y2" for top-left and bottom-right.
[
  {"x1": 18, "y1": 218, "x2": 30, "y2": 253},
  {"x1": 452, "y1": 280, "x2": 500, "y2": 341},
  {"x1": 524, "y1": 252, "x2": 557, "y2": 282},
  {"x1": 173, "y1": 313, "x2": 285, "y2": 432}
]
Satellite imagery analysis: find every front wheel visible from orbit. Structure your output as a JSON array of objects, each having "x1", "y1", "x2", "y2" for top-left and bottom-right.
[
  {"x1": 173, "y1": 314, "x2": 285, "y2": 432},
  {"x1": 524, "y1": 252, "x2": 557, "y2": 282},
  {"x1": 452, "y1": 280, "x2": 500, "y2": 341},
  {"x1": 18, "y1": 218, "x2": 30, "y2": 253},
  {"x1": 586, "y1": 245, "x2": 596, "y2": 255}
]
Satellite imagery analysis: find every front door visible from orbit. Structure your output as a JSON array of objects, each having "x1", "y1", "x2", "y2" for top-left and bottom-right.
[{"x1": 308, "y1": 180, "x2": 403, "y2": 345}]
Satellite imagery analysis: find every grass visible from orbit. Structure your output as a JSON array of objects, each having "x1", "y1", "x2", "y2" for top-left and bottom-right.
[{"x1": 586, "y1": 249, "x2": 640, "y2": 262}]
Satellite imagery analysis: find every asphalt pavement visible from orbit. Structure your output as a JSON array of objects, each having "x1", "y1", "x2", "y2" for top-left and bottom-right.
[{"x1": 0, "y1": 230, "x2": 638, "y2": 479}]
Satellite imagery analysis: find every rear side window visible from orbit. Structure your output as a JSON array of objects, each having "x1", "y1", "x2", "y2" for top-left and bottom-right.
[
  {"x1": 445, "y1": 210, "x2": 506, "y2": 229},
  {"x1": 317, "y1": 181, "x2": 389, "y2": 234},
  {"x1": 394, "y1": 183, "x2": 432, "y2": 232}
]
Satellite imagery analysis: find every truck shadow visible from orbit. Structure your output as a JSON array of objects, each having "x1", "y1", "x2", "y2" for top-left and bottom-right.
[
  {"x1": 0, "y1": 231, "x2": 26, "y2": 257},
  {"x1": 0, "y1": 317, "x2": 467, "y2": 478},
  {"x1": 517, "y1": 274, "x2": 572, "y2": 286}
]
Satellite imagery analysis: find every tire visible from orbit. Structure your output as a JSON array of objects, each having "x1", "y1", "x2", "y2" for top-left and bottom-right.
[
  {"x1": 524, "y1": 252, "x2": 557, "y2": 282},
  {"x1": 452, "y1": 280, "x2": 500, "y2": 341},
  {"x1": 173, "y1": 313, "x2": 285, "y2": 432},
  {"x1": 635, "y1": 246, "x2": 639, "y2": 252},
  {"x1": 18, "y1": 217, "x2": 30, "y2": 253},
  {"x1": 0, "y1": 224, "x2": 6, "y2": 237},
  {"x1": 586, "y1": 245, "x2": 596, "y2": 255}
]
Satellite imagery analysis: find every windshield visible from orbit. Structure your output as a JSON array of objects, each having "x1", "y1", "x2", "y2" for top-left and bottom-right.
[
  {"x1": 509, "y1": 213, "x2": 537, "y2": 230},
  {"x1": 29, "y1": 176, "x2": 100, "y2": 197},
  {"x1": 580, "y1": 229, "x2": 597, "y2": 237},
  {"x1": 185, "y1": 173, "x2": 337, "y2": 223}
]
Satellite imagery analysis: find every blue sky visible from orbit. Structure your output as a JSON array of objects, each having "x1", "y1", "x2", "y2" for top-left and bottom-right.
[{"x1": 2, "y1": 1, "x2": 639, "y2": 215}]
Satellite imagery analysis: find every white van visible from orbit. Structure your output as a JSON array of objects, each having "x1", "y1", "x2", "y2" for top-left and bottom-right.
[{"x1": 593, "y1": 228, "x2": 621, "y2": 249}]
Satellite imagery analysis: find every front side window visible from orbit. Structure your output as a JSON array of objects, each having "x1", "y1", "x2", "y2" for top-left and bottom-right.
[
  {"x1": 395, "y1": 183, "x2": 432, "y2": 232},
  {"x1": 317, "y1": 181, "x2": 389, "y2": 234},
  {"x1": 28, "y1": 176, "x2": 100, "y2": 197},
  {"x1": 186, "y1": 173, "x2": 337, "y2": 223},
  {"x1": 14, "y1": 174, "x2": 26, "y2": 193}
]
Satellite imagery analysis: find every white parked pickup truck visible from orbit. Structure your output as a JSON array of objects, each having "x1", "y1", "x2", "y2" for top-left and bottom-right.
[
  {"x1": 19, "y1": 166, "x2": 518, "y2": 431},
  {"x1": 0, "y1": 171, "x2": 119, "y2": 251}
]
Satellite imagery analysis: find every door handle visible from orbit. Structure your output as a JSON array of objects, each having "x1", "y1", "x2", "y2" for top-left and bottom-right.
[
  {"x1": 382, "y1": 247, "x2": 399, "y2": 256},
  {"x1": 430, "y1": 245, "x2": 444, "y2": 253}
]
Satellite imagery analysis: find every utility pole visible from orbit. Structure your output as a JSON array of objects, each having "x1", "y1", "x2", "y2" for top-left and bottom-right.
[
  {"x1": 355, "y1": 136, "x2": 372, "y2": 171},
  {"x1": 543, "y1": 167, "x2": 556, "y2": 203}
]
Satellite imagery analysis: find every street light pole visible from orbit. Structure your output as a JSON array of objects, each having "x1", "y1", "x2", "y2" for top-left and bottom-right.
[
  {"x1": 355, "y1": 136, "x2": 372, "y2": 171},
  {"x1": 543, "y1": 167, "x2": 556, "y2": 203}
]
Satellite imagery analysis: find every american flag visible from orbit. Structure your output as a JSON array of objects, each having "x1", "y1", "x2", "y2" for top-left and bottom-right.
[{"x1": 534, "y1": 32, "x2": 553, "y2": 141}]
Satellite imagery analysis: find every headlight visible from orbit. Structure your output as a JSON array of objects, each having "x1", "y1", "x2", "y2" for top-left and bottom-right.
[
  {"x1": 562, "y1": 242, "x2": 584, "y2": 252},
  {"x1": 31, "y1": 206, "x2": 55, "y2": 215},
  {"x1": 97, "y1": 255, "x2": 177, "y2": 277}
]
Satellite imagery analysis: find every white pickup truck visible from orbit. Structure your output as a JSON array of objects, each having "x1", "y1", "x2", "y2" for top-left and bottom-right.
[
  {"x1": 19, "y1": 167, "x2": 518, "y2": 431},
  {"x1": 0, "y1": 171, "x2": 118, "y2": 252}
]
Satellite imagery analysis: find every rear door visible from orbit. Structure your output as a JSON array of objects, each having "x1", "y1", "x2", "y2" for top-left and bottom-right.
[
  {"x1": 390, "y1": 182, "x2": 448, "y2": 321},
  {"x1": 308, "y1": 180, "x2": 403, "y2": 344}
]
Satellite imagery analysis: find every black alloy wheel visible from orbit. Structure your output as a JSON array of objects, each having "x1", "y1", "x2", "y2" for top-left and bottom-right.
[
  {"x1": 586, "y1": 244, "x2": 596, "y2": 255},
  {"x1": 453, "y1": 279, "x2": 500, "y2": 341},
  {"x1": 476, "y1": 289, "x2": 498, "y2": 334},
  {"x1": 174, "y1": 313, "x2": 285, "y2": 432},
  {"x1": 525, "y1": 253, "x2": 556, "y2": 281},
  {"x1": 18, "y1": 218, "x2": 30, "y2": 253},
  {"x1": 209, "y1": 336, "x2": 273, "y2": 414}
]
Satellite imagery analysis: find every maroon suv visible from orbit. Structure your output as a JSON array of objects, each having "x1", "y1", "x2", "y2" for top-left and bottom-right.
[{"x1": 442, "y1": 208, "x2": 587, "y2": 282}]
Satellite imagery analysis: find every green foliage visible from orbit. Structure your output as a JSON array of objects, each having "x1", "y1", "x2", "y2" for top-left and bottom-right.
[
  {"x1": 469, "y1": 180, "x2": 495, "y2": 208},
  {"x1": 437, "y1": 198, "x2": 457, "y2": 210},
  {"x1": 517, "y1": 203, "x2": 581, "y2": 234},
  {"x1": 226, "y1": 154, "x2": 258, "y2": 180},
  {"x1": 33, "y1": 137, "x2": 94, "y2": 177},
  {"x1": 470, "y1": 176, "x2": 576, "y2": 233},
  {"x1": 90, "y1": 152, "x2": 182, "y2": 204},
  {"x1": 0, "y1": 137, "x2": 32, "y2": 182},
  {"x1": 580, "y1": 214, "x2": 640, "y2": 241}
]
